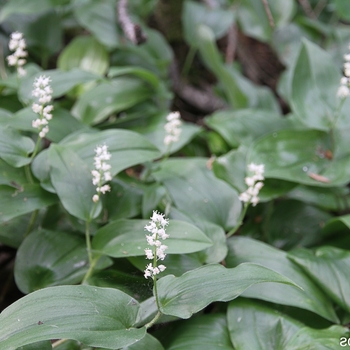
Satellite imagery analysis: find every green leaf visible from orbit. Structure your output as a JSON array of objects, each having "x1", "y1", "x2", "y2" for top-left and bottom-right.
[
  {"x1": 334, "y1": 0, "x2": 350, "y2": 21},
  {"x1": 237, "y1": 0, "x2": 295, "y2": 42},
  {"x1": 0, "y1": 127, "x2": 34, "y2": 167},
  {"x1": 290, "y1": 39, "x2": 340, "y2": 130},
  {"x1": 267, "y1": 200, "x2": 332, "y2": 250},
  {"x1": 60, "y1": 129, "x2": 162, "y2": 174},
  {"x1": 92, "y1": 219, "x2": 212, "y2": 258},
  {"x1": 196, "y1": 25, "x2": 248, "y2": 109},
  {"x1": 0, "y1": 158, "x2": 27, "y2": 187},
  {"x1": 26, "y1": 10, "x2": 63, "y2": 55},
  {"x1": 286, "y1": 326, "x2": 348, "y2": 350},
  {"x1": 0, "y1": 214, "x2": 31, "y2": 248},
  {"x1": 182, "y1": 1, "x2": 235, "y2": 45},
  {"x1": 14, "y1": 230, "x2": 88, "y2": 294},
  {"x1": 0, "y1": 0, "x2": 53, "y2": 22},
  {"x1": 0, "y1": 184, "x2": 57, "y2": 223},
  {"x1": 71, "y1": 78, "x2": 153, "y2": 125},
  {"x1": 227, "y1": 298, "x2": 347, "y2": 350},
  {"x1": 0, "y1": 286, "x2": 146, "y2": 349},
  {"x1": 205, "y1": 109, "x2": 291, "y2": 148},
  {"x1": 158, "y1": 314, "x2": 233, "y2": 350},
  {"x1": 227, "y1": 299, "x2": 302, "y2": 350},
  {"x1": 19, "y1": 69, "x2": 100, "y2": 103},
  {"x1": 48, "y1": 145, "x2": 101, "y2": 221},
  {"x1": 121, "y1": 333, "x2": 164, "y2": 350},
  {"x1": 73, "y1": 0, "x2": 120, "y2": 48},
  {"x1": 58, "y1": 36, "x2": 109, "y2": 75},
  {"x1": 248, "y1": 129, "x2": 350, "y2": 187},
  {"x1": 288, "y1": 247, "x2": 350, "y2": 313},
  {"x1": 153, "y1": 158, "x2": 241, "y2": 230},
  {"x1": 157, "y1": 263, "x2": 300, "y2": 319},
  {"x1": 16, "y1": 341, "x2": 52, "y2": 350},
  {"x1": 226, "y1": 237, "x2": 339, "y2": 322}
]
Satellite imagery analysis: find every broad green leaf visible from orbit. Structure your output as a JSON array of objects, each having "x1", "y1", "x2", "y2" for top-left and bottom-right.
[
  {"x1": 92, "y1": 219, "x2": 212, "y2": 257},
  {"x1": 26, "y1": 10, "x2": 63, "y2": 55},
  {"x1": 19, "y1": 69, "x2": 100, "y2": 103},
  {"x1": 71, "y1": 78, "x2": 153, "y2": 125},
  {"x1": 237, "y1": 0, "x2": 295, "y2": 42},
  {"x1": 10, "y1": 107, "x2": 88, "y2": 143},
  {"x1": 227, "y1": 299, "x2": 302, "y2": 350},
  {"x1": 106, "y1": 177, "x2": 143, "y2": 220},
  {"x1": 16, "y1": 341, "x2": 52, "y2": 350},
  {"x1": 73, "y1": 0, "x2": 120, "y2": 48},
  {"x1": 153, "y1": 158, "x2": 241, "y2": 230},
  {"x1": 157, "y1": 263, "x2": 300, "y2": 319},
  {"x1": 14, "y1": 230, "x2": 88, "y2": 294},
  {"x1": 0, "y1": 0, "x2": 52, "y2": 22},
  {"x1": 108, "y1": 67, "x2": 160, "y2": 90},
  {"x1": 213, "y1": 149, "x2": 296, "y2": 201},
  {"x1": 248, "y1": 129, "x2": 350, "y2": 187},
  {"x1": 205, "y1": 109, "x2": 291, "y2": 148},
  {"x1": 122, "y1": 333, "x2": 164, "y2": 350},
  {"x1": 226, "y1": 237, "x2": 338, "y2": 322},
  {"x1": 0, "y1": 213, "x2": 39, "y2": 248},
  {"x1": 58, "y1": 36, "x2": 109, "y2": 75},
  {"x1": 0, "y1": 286, "x2": 146, "y2": 349},
  {"x1": 31, "y1": 149, "x2": 55, "y2": 193},
  {"x1": 0, "y1": 184, "x2": 57, "y2": 223},
  {"x1": 48, "y1": 145, "x2": 101, "y2": 221},
  {"x1": 60, "y1": 129, "x2": 162, "y2": 174},
  {"x1": 227, "y1": 298, "x2": 347, "y2": 350},
  {"x1": 288, "y1": 247, "x2": 350, "y2": 313},
  {"x1": 267, "y1": 200, "x2": 332, "y2": 250},
  {"x1": 182, "y1": 1, "x2": 235, "y2": 45},
  {"x1": 0, "y1": 158, "x2": 27, "y2": 187},
  {"x1": 287, "y1": 185, "x2": 350, "y2": 212},
  {"x1": 334, "y1": 0, "x2": 350, "y2": 21},
  {"x1": 290, "y1": 39, "x2": 341, "y2": 130},
  {"x1": 196, "y1": 25, "x2": 248, "y2": 109},
  {"x1": 0, "y1": 127, "x2": 34, "y2": 167},
  {"x1": 158, "y1": 314, "x2": 233, "y2": 350},
  {"x1": 286, "y1": 325, "x2": 348, "y2": 350},
  {"x1": 169, "y1": 207, "x2": 228, "y2": 264}
]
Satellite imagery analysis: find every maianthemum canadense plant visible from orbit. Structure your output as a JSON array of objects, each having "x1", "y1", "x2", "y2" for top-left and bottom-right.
[{"x1": 2, "y1": 0, "x2": 350, "y2": 349}]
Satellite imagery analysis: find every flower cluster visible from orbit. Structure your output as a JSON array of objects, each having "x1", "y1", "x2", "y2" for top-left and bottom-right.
[
  {"x1": 337, "y1": 48, "x2": 350, "y2": 98},
  {"x1": 92, "y1": 145, "x2": 112, "y2": 203},
  {"x1": 144, "y1": 211, "x2": 169, "y2": 279},
  {"x1": 7, "y1": 32, "x2": 27, "y2": 76},
  {"x1": 239, "y1": 163, "x2": 265, "y2": 207},
  {"x1": 164, "y1": 111, "x2": 182, "y2": 146},
  {"x1": 31, "y1": 76, "x2": 54, "y2": 138}
]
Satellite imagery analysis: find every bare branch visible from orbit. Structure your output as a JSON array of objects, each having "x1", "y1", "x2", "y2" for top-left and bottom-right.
[
  {"x1": 225, "y1": 25, "x2": 238, "y2": 64},
  {"x1": 298, "y1": 0, "x2": 316, "y2": 19},
  {"x1": 260, "y1": 0, "x2": 275, "y2": 28},
  {"x1": 117, "y1": 0, "x2": 147, "y2": 45}
]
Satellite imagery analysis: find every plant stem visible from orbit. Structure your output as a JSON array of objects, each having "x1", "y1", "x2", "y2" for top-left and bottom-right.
[
  {"x1": 145, "y1": 310, "x2": 162, "y2": 329},
  {"x1": 24, "y1": 210, "x2": 38, "y2": 237},
  {"x1": 181, "y1": 46, "x2": 197, "y2": 78},
  {"x1": 85, "y1": 220, "x2": 93, "y2": 265},
  {"x1": 82, "y1": 256, "x2": 100, "y2": 284},
  {"x1": 52, "y1": 338, "x2": 68, "y2": 348},
  {"x1": 226, "y1": 203, "x2": 248, "y2": 238}
]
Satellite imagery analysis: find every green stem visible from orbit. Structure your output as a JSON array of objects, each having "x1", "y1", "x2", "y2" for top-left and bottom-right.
[
  {"x1": 145, "y1": 310, "x2": 162, "y2": 329},
  {"x1": 226, "y1": 202, "x2": 249, "y2": 238},
  {"x1": 52, "y1": 338, "x2": 68, "y2": 348},
  {"x1": 30, "y1": 136, "x2": 42, "y2": 163},
  {"x1": 85, "y1": 220, "x2": 93, "y2": 265},
  {"x1": 24, "y1": 210, "x2": 38, "y2": 237},
  {"x1": 82, "y1": 256, "x2": 100, "y2": 284},
  {"x1": 24, "y1": 164, "x2": 34, "y2": 184},
  {"x1": 181, "y1": 46, "x2": 197, "y2": 78}
]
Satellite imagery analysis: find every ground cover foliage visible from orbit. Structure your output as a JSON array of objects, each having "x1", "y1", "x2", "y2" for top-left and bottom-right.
[{"x1": 1, "y1": 0, "x2": 350, "y2": 349}]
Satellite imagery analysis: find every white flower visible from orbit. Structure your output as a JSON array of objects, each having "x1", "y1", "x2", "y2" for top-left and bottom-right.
[
  {"x1": 338, "y1": 48, "x2": 350, "y2": 99},
  {"x1": 91, "y1": 144, "x2": 112, "y2": 202},
  {"x1": 164, "y1": 111, "x2": 182, "y2": 146},
  {"x1": 239, "y1": 163, "x2": 265, "y2": 207},
  {"x1": 7, "y1": 32, "x2": 27, "y2": 76},
  {"x1": 31, "y1": 75, "x2": 53, "y2": 138},
  {"x1": 144, "y1": 210, "x2": 169, "y2": 279}
]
